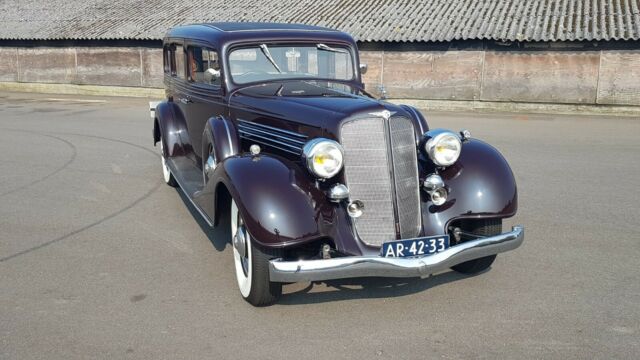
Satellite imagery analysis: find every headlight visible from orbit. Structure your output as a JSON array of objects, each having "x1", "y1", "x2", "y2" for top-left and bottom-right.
[
  {"x1": 424, "y1": 130, "x2": 462, "y2": 166},
  {"x1": 303, "y1": 138, "x2": 344, "y2": 178}
]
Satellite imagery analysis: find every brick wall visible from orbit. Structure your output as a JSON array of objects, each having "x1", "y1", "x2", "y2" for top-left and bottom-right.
[{"x1": 0, "y1": 46, "x2": 638, "y2": 106}]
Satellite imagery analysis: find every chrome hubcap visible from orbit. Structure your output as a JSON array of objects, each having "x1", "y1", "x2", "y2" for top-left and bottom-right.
[
  {"x1": 234, "y1": 214, "x2": 249, "y2": 276},
  {"x1": 234, "y1": 225, "x2": 247, "y2": 260},
  {"x1": 204, "y1": 155, "x2": 216, "y2": 174}
]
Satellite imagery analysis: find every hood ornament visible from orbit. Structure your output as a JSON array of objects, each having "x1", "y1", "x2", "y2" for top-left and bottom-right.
[{"x1": 368, "y1": 110, "x2": 395, "y2": 120}]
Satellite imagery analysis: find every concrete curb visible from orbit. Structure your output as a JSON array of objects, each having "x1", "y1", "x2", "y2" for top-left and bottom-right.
[
  {"x1": 0, "y1": 82, "x2": 164, "y2": 98},
  {"x1": 1, "y1": 81, "x2": 639, "y2": 117},
  {"x1": 390, "y1": 99, "x2": 640, "y2": 117}
]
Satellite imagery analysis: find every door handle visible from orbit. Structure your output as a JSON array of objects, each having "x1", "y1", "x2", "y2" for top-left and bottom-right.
[{"x1": 179, "y1": 97, "x2": 193, "y2": 104}]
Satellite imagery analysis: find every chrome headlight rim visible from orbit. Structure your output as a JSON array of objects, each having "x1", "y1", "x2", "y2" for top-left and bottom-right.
[
  {"x1": 303, "y1": 138, "x2": 344, "y2": 179},
  {"x1": 424, "y1": 129, "x2": 462, "y2": 167}
]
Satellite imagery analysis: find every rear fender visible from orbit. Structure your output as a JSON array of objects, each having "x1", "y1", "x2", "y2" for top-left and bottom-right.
[
  {"x1": 153, "y1": 101, "x2": 191, "y2": 157},
  {"x1": 422, "y1": 139, "x2": 518, "y2": 235}
]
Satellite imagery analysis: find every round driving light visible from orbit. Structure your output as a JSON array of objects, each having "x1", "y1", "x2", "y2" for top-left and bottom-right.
[
  {"x1": 424, "y1": 130, "x2": 462, "y2": 167},
  {"x1": 328, "y1": 184, "x2": 349, "y2": 201},
  {"x1": 430, "y1": 187, "x2": 448, "y2": 206},
  {"x1": 303, "y1": 138, "x2": 344, "y2": 179},
  {"x1": 423, "y1": 174, "x2": 444, "y2": 192},
  {"x1": 347, "y1": 200, "x2": 364, "y2": 218}
]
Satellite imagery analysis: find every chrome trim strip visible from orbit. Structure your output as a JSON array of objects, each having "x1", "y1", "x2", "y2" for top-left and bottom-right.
[
  {"x1": 237, "y1": 120, "x2": 307, "y2": 155},
  {"x1": 383, "y1": 114, "x2": 400, "y2": 238},
  {"x1": 214, "y1": 28, "x2": 339, "y2": 33},
  {"x1": 238, "y1": 130, "x2": 302, "y2": 153},
  {"x1": 221, "y1": 118, "x2": 234, "y2": 158},
  {"x1": 244, "y1": 141, "x2": 298, "y2": 155},
  {"x1": 238, "y1": 120, "x2": 307, "y2": 139},
  {"x1": 237, "y1": 124, "x2": 307, "y2": 146},
  {"x1": 269, "y1": 226, "x2": 524, "y2": 282}
]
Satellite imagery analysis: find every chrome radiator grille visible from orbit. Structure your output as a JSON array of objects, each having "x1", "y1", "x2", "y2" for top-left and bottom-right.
[
  {"x1": 389, "y1": 117, "x2": 422, "y2": 239},
  {"x1": 341, "y1": 116, "x2": 421, "y2": 246}
]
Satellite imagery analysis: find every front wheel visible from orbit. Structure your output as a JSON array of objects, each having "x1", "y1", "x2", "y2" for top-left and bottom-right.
[
  {"x1": 231, "y1": 199, "x2": 282, "y2": 306},
  {"x1": 451, "y1": 219, "x2": 501, "y2": 274}
]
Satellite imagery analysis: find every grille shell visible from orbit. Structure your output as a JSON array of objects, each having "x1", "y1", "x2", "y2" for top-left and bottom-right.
[{"x1": 340, "y1": 116, "x2": 421, "y2": 247}]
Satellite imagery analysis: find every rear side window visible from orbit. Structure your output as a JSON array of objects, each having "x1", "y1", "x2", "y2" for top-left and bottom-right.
[
  {"x1": 174, "y1": 45, "x2": 185, "y2": 79},
  {"x1": 188, "y1": 47, "x2": 221, "y2": 86},
  {"x1": 163, "y1": 46, "x2": 172, "y2": 74}
]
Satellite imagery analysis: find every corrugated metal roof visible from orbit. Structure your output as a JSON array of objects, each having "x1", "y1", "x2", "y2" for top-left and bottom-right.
[{"x1": 1, "y1": 0, "x2": 639, "y2": 42}]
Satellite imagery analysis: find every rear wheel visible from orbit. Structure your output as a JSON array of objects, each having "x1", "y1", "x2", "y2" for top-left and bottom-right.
[
  {"x1": 451, "y1": 219, "x2": 501, "y2": 274},
  {"x1": 231, "y1": 199, "x2": 282, "y2": 306},
  {"x1": 159, "y1": 138, "x2": 178, "y2": 187}
]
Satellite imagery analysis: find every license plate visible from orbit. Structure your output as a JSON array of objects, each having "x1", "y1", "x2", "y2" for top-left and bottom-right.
[{"x1": 381, "y1": 235, "x2": 450, "y2": 258}]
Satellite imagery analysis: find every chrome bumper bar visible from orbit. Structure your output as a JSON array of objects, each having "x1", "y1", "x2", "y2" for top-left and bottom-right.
[{"x1": 269, "y1": 226, "x2": 524, "y2": 282}]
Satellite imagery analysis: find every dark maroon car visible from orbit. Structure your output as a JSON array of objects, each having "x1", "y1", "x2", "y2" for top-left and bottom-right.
[{"x1": 151, "y1": 22, "x2": 524, "y2": 306}]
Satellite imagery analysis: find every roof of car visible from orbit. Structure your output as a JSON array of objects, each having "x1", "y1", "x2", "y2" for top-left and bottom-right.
[
  {"x1": 202, "y1": 22, "x2": 337, "y2": 33},
  {"x1": 165, "y1": 22, "x2": 354, "y2": 48}
]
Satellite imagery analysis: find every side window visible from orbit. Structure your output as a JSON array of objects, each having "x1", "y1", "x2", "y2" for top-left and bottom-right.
[
  {"x1": 163, "y1": 46, "x2": 172, "y2": 74},
  {"x1": 174, "y1": 45, "x2": 185, "y2": 79},
  {"x1": 188, "y1": 46, "x2": 221, "y2": 86}
]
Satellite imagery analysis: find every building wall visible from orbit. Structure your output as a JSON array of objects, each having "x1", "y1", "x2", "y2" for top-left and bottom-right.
[
  {"x1": 0, "y1": 46, "x2": 638, "y2": 106},
  {"x1": 362, "y1": 49, "x2": 640, "y2": 106},
  {"x1": 0, "y1": 47, "x2": 164, "y2": 88}
]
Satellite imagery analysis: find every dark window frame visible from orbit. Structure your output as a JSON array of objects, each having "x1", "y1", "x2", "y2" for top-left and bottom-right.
[
  {"x1": 186, "y1": 45, "x2": 222, "y2": 88},
  {"x1": 163, "y1": 45, "x2": 172, "y2": 74},
  {"x1": 172, "y1": 44, "x2": 186, "y2": 79}
]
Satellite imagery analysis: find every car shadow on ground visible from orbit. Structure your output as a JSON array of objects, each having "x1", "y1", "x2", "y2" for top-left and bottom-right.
[
  {"x1": 176, "y1": 187, "x2": 484, "y2": 305},
  {"x1": 278, "y1": 270, "x2": 480, "y2": 305},
  {"x1": 176, "y1": 188, "x2": 230, "y2": 251}
]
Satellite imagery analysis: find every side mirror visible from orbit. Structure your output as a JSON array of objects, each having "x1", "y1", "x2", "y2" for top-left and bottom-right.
[
  {"x1": 204, "y1": 68, "x2": 221, "y2": 84},
  {"x1": 359, "y1": 63, "x2": 368, "y2": 75}
]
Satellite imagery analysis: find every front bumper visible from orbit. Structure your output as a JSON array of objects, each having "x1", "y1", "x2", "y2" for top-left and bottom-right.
[{"x1": 269, "y1": 226, "x2": 524, "y2": 282}]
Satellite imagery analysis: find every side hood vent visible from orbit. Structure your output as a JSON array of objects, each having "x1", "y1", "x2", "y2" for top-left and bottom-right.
[{"x1": 237, "y1": 120, "x2": 308, "y2": 155}]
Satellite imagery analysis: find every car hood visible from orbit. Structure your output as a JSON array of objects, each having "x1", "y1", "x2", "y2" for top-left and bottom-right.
[{"x1": 229, "y1": 81, "x2": 399, "y2": 138}]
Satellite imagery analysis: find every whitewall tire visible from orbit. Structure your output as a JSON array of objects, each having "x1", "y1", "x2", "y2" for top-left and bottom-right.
[
  {"x1": 160, "y1": 139, "x2": 178, "y2": 187},
  {"x1": 231, "y1": 199, "x2": 282, "y2": 306}
]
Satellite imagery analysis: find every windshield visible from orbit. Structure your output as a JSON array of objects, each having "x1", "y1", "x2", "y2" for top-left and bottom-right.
[{"x1": 228, "y1": 43, "x2": 355, "y2": 84}]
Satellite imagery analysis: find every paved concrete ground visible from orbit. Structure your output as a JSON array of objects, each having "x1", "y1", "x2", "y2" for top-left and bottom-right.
[{"x1": 0, "y1": 91, "x2": 638, "y2": 359}]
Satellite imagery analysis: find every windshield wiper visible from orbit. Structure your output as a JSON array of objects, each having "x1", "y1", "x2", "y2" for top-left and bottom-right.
[
  {"x1": 275, "y1": 84, "x2": 284, "y2": 96},
  {"x1": 259, "y1": 44, "x2": 282, "y2": 73},
  {"x1": 317, "y1": 43, "x2": 349, "y2": 54}
]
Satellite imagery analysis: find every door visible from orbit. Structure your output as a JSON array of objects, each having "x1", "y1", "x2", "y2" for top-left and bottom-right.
[
  {"x1": 164, "y1": 41, "x2": 197, "y2": 163},
  {"x1": 185, "y1": 45, "x2": 225, "y2": 168}
]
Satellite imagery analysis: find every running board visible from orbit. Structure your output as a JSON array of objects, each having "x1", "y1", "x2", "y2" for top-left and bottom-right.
[{"x1": 166, "y1": 156, "x2": 214, "y2": 226}]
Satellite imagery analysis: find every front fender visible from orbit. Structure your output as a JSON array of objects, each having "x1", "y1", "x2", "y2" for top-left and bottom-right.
[
  {"x1": 216, "y1": 155, "x2": 333, "y2": 248},
  {"x1": 202, "y1": 116, "x2": 240, "y2": 164},
  {"x1": 422, "y1": 139, "x2": 518, "y2": 235}
]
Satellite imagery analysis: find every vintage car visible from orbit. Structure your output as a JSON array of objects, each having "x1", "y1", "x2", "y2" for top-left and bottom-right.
[{"x1": 151, "y1": 22, "x2": 524, "y2": 306}]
